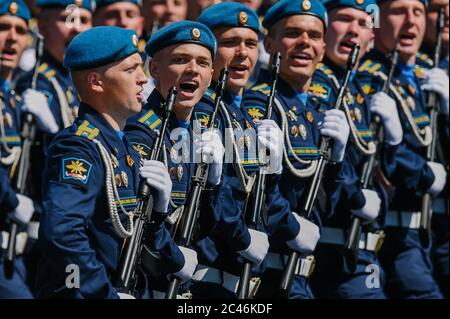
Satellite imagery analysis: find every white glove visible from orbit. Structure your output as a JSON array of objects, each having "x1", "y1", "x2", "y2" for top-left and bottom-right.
[
  {"x1": 238, "y1": 229, "x2": 269, "y2": 267},
  {"x1": 117, "y1": 292, "x2": 136, "y2": 299},
  {"x1": 427, "y1": 161, "x2": 447, "y2": 197},
  {"x1": 421, "y1": 68, "x2": 449, "y2": 115},
  {"x1": 139, "y1": 160, "x2": 172, "y2": 213},
  {"x1": 195, "y1": 130, "x2": 224, "y2": 186},
  {"x1": 320, "y1": 109, "x2": 350, "y2": 162},
  {"x1": 11, "y1": 194, "x2": 34, "y2": 224},
  {"x1": 257, "y1": 119, "x2": 283, "y2": 175},
  {"x1": 287, "y1": 214, "x2": 320, "y2": 254},
  {"x1": 369, "y1": 92, "x2": 403, "y2": 146},
  {"x1": 174, "y1": 246, "x2": 198, "y2": 282},
  {"x1": 351, "y1": 189, "x2": 381, "y2": 222},
  {"x1": 21, "y1": 89, "x2": 59, "y2": 134}
]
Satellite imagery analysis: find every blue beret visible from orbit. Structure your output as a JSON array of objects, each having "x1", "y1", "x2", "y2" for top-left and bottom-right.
[
  {"x1": 64, "y1": 26, "x2": 139, "y2": 70},
  {"x1": 145, "y1": 21, "x2": 217, "y2": 59},
  {"x1": 36, "y1": 0, "x2": 94, "y2": 11},
  {"x1": 198, "y1": 2, "x2": 260, "y2": 34},
  {"x1": 0, "y1": 1, "x2": 31, "y2": 22},
  {"x1": 376, "y1": 0, "x2": 428, "y2": 7},
  {"x1": 263, "y1": 0, "x2": 328, "y2": 30},
  {"x1": 321, "y1": 0, "x2": 378, "y2": 12},
  {"x1": 95, "y1": 0, "x2": 141, "y2": 9}
]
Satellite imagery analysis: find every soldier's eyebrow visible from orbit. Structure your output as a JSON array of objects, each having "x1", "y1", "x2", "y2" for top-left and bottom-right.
[{"x1": 125, "y1": 62, "x2": 141, "y2": 70}]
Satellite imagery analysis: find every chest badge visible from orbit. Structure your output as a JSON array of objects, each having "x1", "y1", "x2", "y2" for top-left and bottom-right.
[
  {"x1": 406, "y1": 96, "x2": 416, "y2": 111},
  {"x1": 306, "y1": 111, "x2": 314, "y2": 123},
  {"x1": 299, "y1": 124, "x2": 307, "y2": 140},
  {"x1": 111, "y1": 154, "x2": 119, "y2": 169},
  {"x1": 177, "y1": 165, "x2": 184, "y2": 182},
  {"x1": 291, "y1": 125, "x2": 299, "y2": 137},
  {"x1": 354, "y1": 108, "x2": 362, "y2": 123},
  {"x1": 126, "y1": 155, "x2": 134, "y2": 167},
  {"x1": 120, "y1": 171, "x2": 129, "y2": 188}
]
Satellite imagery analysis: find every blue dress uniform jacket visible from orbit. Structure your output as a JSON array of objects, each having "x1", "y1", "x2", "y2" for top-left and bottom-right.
[
  {"x1": 125, "y1": 90, "x2": 199, "y2": 284},
  {"x1": 15, "y1": 51, "x2": 80, "y2": 206},
  {"x1": 417, "y1": 44, "x2": 449, "y2": 298},
  {"x1": 35, "y1": 103, "x2": 141, "y2": 299},
  {"x1": 306, "y1": 58, "x2": 387, "y2": 299},
  {"x1": 358, "y1": 49, "x2": 443, "y2": 299},
  {"x1": 358, "y1": 49, "x2": 436, "y2": 199},
  {"x1": 125, "y1": 90, "x2": 224, "y2": 296},
  {"x1": 243, "y1": 73, "x2": 344, "y2": 249},
  {"x1": 1, "y1": 82, "x2": 22, "y2": 239},
  {"x1": 0, "y1": 83, "x2": 34, "y2": 299},
  {"x1": 191, "y1": 86, "x2": 292, "y2": 278},
  {"x1": 242, "y1": 73, "x2": 344, "y2": 299},
  {"x1": 0, "y1": 167, "x2": 18, "y2": 217},
  {"x1": 0, "y1": 84, "x2": 22, "y2": 217}
]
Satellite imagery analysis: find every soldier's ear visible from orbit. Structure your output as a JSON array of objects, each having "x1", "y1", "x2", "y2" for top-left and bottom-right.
[
  {"x1": 135, "y1": 16, "x2": 145, "y2": 38},
  {"x1": 149, "y1": 59, "x2": 159, "y2": 81},
  {"x1": 318, "y1": 41, "x2": 326, "y2": 62},
  {"x1": 87, "y1": 72, "x2": 104, "y2": 94},
  {"x1": 263, "y1": 35, "x2": 272, "y2": 54},
  {"x1": 209, "y1": 67, "x2": 214, "y2": 87}
]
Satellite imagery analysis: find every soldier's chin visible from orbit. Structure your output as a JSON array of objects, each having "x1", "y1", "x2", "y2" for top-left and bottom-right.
[
  {"x1": 228, "y1": 77, "x2": 248, "y2": 91},
  {"x1": 176, "y1": 98, "x2": 198, "y2": 111},
  {"x1": 398, "y1": 45, "x2": 419, "y2": 58},
  {"x1": 0, "y1": 59, "x2": 17, "y2": 71},
  {"x1": 289, "y1": 65, "x2": 314, "y2": 79}
]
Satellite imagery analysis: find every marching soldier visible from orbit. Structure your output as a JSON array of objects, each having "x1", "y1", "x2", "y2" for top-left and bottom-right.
[
  {"x1": 243, "y1": 0, "x2": 350, "y2": 298},
  {"x1": 35, "y1": 26, "x2": 148, "y2": 298},
  {"x1": 307, "y1": 0, "x2": 401, "y2": 299},
  {"x1": 191, "y1": 2, "x2": 282, "y2": 298},
  {"x1": 358, "y1": 0, "x2": 447, "y2": 299},
  {"x1": 0, "y1": 0, "x2": 34, "y2": 299},
  {"x1": 417, "y1": 0, "x2": 449, "y2": 298},
  {"x1": 124, "y1": 20, "x2": 219, "y2": 298}
]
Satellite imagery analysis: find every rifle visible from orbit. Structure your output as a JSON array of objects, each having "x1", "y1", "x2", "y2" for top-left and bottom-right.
[
  {"x1": 165, "y1": 68, "x2": 229, "y2": 299},
  {"x1": 278, "y1": 45, "x2": 360, "y2": 298},
  {"x1": 115, "y1": 87, "x2": 177, "y2": 295},
  {"x1": 420, "y1": 8, "x2": 446, "y2": 246},
  {"x1": 4, "y1": 31, "x2": 44, "y2": 279},
  {"x1": 344, "y1": 48, "x2": 399, "y2": 272},
  {"x1": 236, "y1": 53, "x2": 281, "y2": 299}
]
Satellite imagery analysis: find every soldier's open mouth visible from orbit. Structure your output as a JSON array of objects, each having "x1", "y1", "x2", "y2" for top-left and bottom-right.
[
  {"x1": 1, "y1": 47, "x2": 17, "y2": 59},
  {"x1": 341, "y1": 41, "x2": 357, "y2": 50},
  {"x1": 400, "y1": 34, "x2": 415, "y2": 40},
  {"x1": 292, "y1": 53, "x2": 312, "y2": 61},
  {"x1": 230, "y1": 65, "x2": 248, "y2": 72},
  {"x1": 180, "y1": 81, "x2": 199, "y2": 94}
]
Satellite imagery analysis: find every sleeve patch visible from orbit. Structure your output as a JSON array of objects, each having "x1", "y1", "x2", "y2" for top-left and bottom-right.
[{"x1": 62, "y1": 158, "x2": 92, "y2": 184}]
